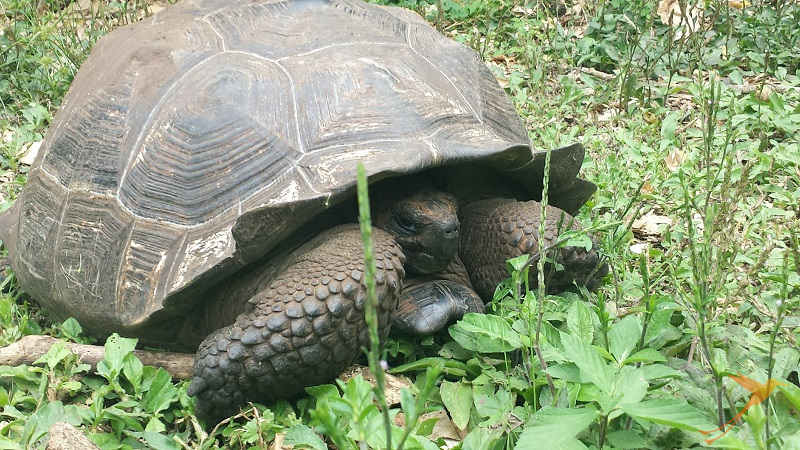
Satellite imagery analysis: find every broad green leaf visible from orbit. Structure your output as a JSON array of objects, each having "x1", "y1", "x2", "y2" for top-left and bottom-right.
[
  {"x1": 285, "y1": 424, "x2": 327, "y2": 450},
  {"x1": 97, "y1": 334, "x2": 138, "y2": 385},
  {"x1": 608, "y1": 316, "x2": 641, "y2": 364},
  {"x1": 100, "y1": 406, "x2": 145, "y2": 432},
  {"x1": 606, "y1": 430, "x2": 650, "y2": 449},
  {"x1": 506, "y1": 254, "x2": 530, "y2": 273},
  {"x1": 305, "y1": 384, "x2": 340, "y2": 400},
  {"x1": 560, "y1": 331, "x2": 613, "y2": 393},
  {"x1": 401, "y1": 388, "x2": 417, "y2": 421},
  {"x1": 744, "y1": 402, "x2": 766, "y2": 444},
  {"x1": 621, "y1": 399, "x2": 716, "y2": 431},
  {"x1": 566, "y1": 301, "x2": 594, "y2": 344},
  {"x1": 709, "y1": 434, "x2": 753, "y2": 449},
  {"x1": 638, "y1": 363, "x2": 683, "y2": 381},
  {"x1": 389, "y1": 357, "x2": 468, "y2": 377},
  {"x1": 125, "y1": 432, "x2": 179, "y2": 450},
  {"x1": 60, "y1": 317, "x2": 83, "y2": 341},
  {"x1": 0, "y1": 437, "x2": 23, "y2": 450},
  {"x1": 145, "y1": 417, "x2": 166, "y2": 433},
  {"x1": 440, "y1": 381, "x2": 472, "y2": 430},
  {"x1": 644, "y1": 306, "x2": 680, "y2": 349},
  {"x1": 87, "y1": 432, "x2": 123, "y2": 449},
  {"x1": 141, "y1": 368, "x2": 178, "y2": 415},
  {"x1": 623, "y1": 348, "x2": 666, "y2": 364},
  {"x1": 660, "y1": 111, "x2": 680, "y2": 145},
  {"x1": 615, "y1": 366, "x2": 648, "y2": 406},
  {"x1": 561, "y1": 232, "x2": 593, "y2": 252},
  {"x1": 772, "y1": 347, "x2": 800, "y2": 380},
  {"x1": 449, "y1": 313, "x2": 521, "y2": 353},
  {"x1": 122, "y1": 353, "x2": 143, "y2": 394},
  {"x1": 103, "y1": 334, "x2": 138, "y2": 372},
  {"x1": 779, "y1": 383, "x2": 800, "y2": 411},
  {"x1": 417, "y1": 416, "x2": 438, "y2": 436},
  {"x1": 546, "y1": 364, "x2": 581, "y2": 383},
  {"x1": 712, "y1": 347, "x2": 728, "y2": 373},
  {"x1": 19, "y1": 401, "x2": 80, "y2": 447},
  {"x1": 461, "y1": 427, "x2": 501, "y2": 450},
  {"x1": 474, "y1": 388, "x2": 514, "y2": 426},
  {"x1": 33, "y1": 341, "x2": 71, "y2": 370},
  {"x1": 514, "y1": 406, "x2": 598, "y2": 450},
  {"x1": 0, "y1": 365, "x2": 44, "y2": 387}
]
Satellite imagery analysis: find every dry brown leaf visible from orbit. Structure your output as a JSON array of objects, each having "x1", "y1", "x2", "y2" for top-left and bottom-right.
[
  {"x1": 692, "y1": 212, "x2": 705, "y2": 235},
  {"x1": 19, "y1": 141, "x2": 42, "y2": 166},
  {"x1": 596, "y1": 108, "x2": 618, "y2": 123},
  {"x1": 632, "y1": 212, "x2": 673, "y2": 239},
  {"x1": 424, "y1": 410, "x2": 463, "y2": 441},
  {"x1": 511, "y1": 5, "x2": 535, "y2": 17},
  {"x1": 728, "y1": 0, "x2": 749, "y2": 9},
  {"x1": 657, "y1": 0, "x2": 703, "y2": 39},
  {"x1": 757, "y1": 85, "x2": 773, "y2": 101},
  {"x1": 664, "y1": 148, "x2": 686, "y2": 171},
  {"x1": 270, "y1": 432, "x2": 292, "y2": 450},
  {"x1": 338, "y1": 365, "x2": 412, "y2": 406}
]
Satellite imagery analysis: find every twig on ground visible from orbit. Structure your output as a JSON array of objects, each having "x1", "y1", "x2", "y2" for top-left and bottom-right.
[
  {"x1": 578, "y1": 66, "x2": 615, "y2": 80},
  {"x1": 0, "y1": 335, "x2": 195, "y2": 379}
]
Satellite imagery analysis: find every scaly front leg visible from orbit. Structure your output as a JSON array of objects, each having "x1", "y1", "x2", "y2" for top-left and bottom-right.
[{"x1": 188, "y1": 225, "x2": 405, "y2": 423}]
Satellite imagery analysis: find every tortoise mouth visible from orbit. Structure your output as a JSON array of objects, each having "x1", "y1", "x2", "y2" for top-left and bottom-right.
[
  {"x1": 404, "y1": 235, "x2": 458, "y2": 274},
  {"x1": 406, "y1": 250, "x2": 445, "y2": 274}
]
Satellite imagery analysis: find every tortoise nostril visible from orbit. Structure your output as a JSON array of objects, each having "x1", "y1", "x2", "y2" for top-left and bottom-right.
[{"x1": 442, "y1": 220, "x2": 459, "y2": 238}]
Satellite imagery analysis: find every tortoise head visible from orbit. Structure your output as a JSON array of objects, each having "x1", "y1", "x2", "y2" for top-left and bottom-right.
[{"x1": 376, "y1": 190, "x2": 459, "y2": 275}]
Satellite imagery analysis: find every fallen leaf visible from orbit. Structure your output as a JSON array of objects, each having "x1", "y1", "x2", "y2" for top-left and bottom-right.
[
  {"x1": 632, "y1": 212, "x2": 673, "y2": 239},
  {"x1": 270, "y1": 432, "x2": 291, "y2": 449},
  {"x1": 664, "y1": 148, "x2": 686, "y2": 171},
  {"x1": 424, "y1": 409, "x2": 462, "y2": 441},
  {"x1": 19, "y1": 141, "x2": 42, "y2": 166},
  {"x1": 338, "y1": 365, "x2": 412, "y2": 406},
  {"x1": 657, "y1": 0, "x2": 703, "y2": 39},
  {"x1": 757, "y1": 85, "x2": 772, "y2": 101},
  {"x1": 597, "y1": 108, "x2": 618, "y2": 122},
  {"x1": 512, "y1": 5, "x2": 535, "y2": 17},
  {"x1": 692, "y1": 213, "x2": 705, "y2": 235},
  {"x1": 728, "y1": 0, "x2": 749, "y2": 9}
]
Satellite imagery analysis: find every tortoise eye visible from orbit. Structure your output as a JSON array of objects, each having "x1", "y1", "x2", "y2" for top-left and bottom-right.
[{"x1": 395, "y1": 214, "x2": 416, "y2": 233}]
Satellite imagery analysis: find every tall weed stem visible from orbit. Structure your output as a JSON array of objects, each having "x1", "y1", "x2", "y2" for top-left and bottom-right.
[
  {"x1": 534, "y1": 147, "x2": 556, "y2": 400},
  {"x1": 356, "y1": 163, "x2": 393, "y2": 450}
]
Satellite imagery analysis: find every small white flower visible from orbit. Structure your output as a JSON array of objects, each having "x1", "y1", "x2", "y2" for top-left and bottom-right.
[{"x1": 380, "y1": 360, "x2": 389, "y2": 371}]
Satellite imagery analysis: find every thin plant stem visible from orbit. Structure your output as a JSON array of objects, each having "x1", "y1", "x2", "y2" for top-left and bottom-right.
[
  {"x1": 356, "y1": 163, "x2": 392, "y2": 450},
  {"x1": 534, "y1": 147, "x2": 557, "y2": 400},
  {"x1": 765, "y1": 251, "x2": 790, "y2": 447}
]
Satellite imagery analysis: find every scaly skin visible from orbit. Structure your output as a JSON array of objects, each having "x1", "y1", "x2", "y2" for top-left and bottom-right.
[
  {"x1": 459, "y1": 198, "x2": 605, "y2": 299},
  {"x1": 188, "y1": 225, "x2": 405, "y2": 422}
]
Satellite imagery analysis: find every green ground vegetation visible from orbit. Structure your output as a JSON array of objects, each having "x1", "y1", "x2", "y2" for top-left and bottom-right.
[{"x1": 0, "y1": 0, "x2": 799, "y2": 448}]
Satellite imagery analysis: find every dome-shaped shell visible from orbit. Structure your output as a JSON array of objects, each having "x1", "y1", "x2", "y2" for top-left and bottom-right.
[{"x1": 0, "y1": 0, "x2": 593, "y2": 336}]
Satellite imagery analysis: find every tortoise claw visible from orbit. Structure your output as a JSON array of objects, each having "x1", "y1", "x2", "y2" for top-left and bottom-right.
[{"x1": 392, "y1": 280, "x2": 484, "y2": 335}]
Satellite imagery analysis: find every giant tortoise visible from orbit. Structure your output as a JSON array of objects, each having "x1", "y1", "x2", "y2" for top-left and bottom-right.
[{"x1": 0, "y1": 0, "x2": 605, "y2": 421}]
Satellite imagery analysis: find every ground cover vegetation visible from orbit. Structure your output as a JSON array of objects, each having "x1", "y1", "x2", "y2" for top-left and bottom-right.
[{"x1": 0, "y1": 0, "x2": 798, "y2": 448}]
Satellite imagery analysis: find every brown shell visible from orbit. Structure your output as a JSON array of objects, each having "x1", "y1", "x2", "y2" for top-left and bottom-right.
[{"x1": 0, "y1": 0, "x2": 593, "y2": 336}]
